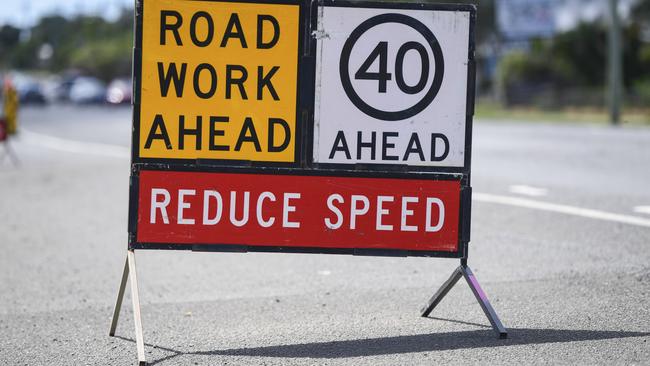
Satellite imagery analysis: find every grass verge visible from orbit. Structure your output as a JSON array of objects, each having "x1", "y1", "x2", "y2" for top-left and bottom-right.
[{"x1": 475, "y1": 101, "x2": 650, "y2": 125}]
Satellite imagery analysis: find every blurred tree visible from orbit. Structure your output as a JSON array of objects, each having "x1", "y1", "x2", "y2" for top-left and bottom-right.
[
  {"x1": 497, "y1": 15, "x2": 649, "y2": 108},
  {"x1": 0, "y1": 25, "x2": 20, "y2": 49},
  {"x1": 631, "y1": 0, "x2": 650, "y2": 23},
  {"x1": 551, "y1": 23, "x2": 607, "y2": 87},
  {"x1": 0, "y1": 25, "x2": 21, "y2": 68},
  {"x1": 0, "y1": 9, "x2": 133, "y2": 81},
  {"x1": 69, "y1": 33, "x2": 132, "y2": 81}
]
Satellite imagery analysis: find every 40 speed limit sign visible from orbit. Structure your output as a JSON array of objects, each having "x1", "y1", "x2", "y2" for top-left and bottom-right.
[{"x1": 313, "y1": 2, "x2": 473, "y2": 170}]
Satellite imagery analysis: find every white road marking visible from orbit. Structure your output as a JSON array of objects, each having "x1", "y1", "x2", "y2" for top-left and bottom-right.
[
  {"x1": 18, "y1": 129, "x2": 130, "y2": 158},
  {"x1": 508, "y1": 185, "x2": 548, "y2": 197},
  {"x1": 474, "y1": 193, "x2": 650, "y2": 228},
  {"x1": 634, "y1": 206, "x2": 650, "y2": 215},
  {"x1": 14, "y1": 130, "x2": 650, "y2": 229}
]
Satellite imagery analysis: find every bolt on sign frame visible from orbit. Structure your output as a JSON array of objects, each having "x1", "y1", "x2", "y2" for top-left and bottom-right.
[{"x1": 110, "y1": 1, "x2": 506, "y2": 364}]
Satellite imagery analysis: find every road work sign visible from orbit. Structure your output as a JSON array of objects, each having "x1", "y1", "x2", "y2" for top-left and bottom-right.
[
  {"x1": 136, "y1": 0, "x2": 301, "y2": 163},
  {"x1": 129, "y1": 0, "x2": 475, "y2": 255},
  {"x1": 312, "y1": 4, "x2": 472, "y2": 169},
  {"x1": 119, "y1": 7, "x2": 508, "y2": 362}
]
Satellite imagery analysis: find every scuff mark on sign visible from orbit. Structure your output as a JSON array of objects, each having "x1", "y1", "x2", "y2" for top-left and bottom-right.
[{"x1": 312, "y1": 29, "x2": 330, "y2": 39}]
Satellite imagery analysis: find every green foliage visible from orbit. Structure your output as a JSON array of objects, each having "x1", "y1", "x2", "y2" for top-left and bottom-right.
[
  {"x1": 634, "y1": 78, "x2": 650, "y2": 100},
  {"x1": 551, "y1": 23, "x2": 607, "y2": 87},
  {"x1": 497, "y1": 18, "x2": 650, "y2": 107},
  {"x1": 498, "y1": 23, "x2": 610, "y2": 89},
  {"x1": 69, "y1": 33, "x2": 132, "y2": 82},
  {"x1": 0, "y1": 25, "x2": 20, "y2": 48},
  {"x1": 631, "y1": 0, "x2": 650, "y2": 24},
  {"x1": 497, "y1": 51, "x2": 555, "y2": 86},
  {"x1": 0, "y1": 10, "x2": 133, "y2": 81}
]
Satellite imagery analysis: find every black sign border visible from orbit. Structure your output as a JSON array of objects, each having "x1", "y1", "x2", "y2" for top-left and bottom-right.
[
  {"x1": 128, "y1": 164, "x2": 470, "y2": 259},
  {"x1": 307, "y1": 0, "x2": 476, "y2": 176},
  {"x1": 128, "y1": 0, "x2": 476, "y2": 260},
  {"x1": 131, "y1": 0, "x2": 310, "y2": 169}
]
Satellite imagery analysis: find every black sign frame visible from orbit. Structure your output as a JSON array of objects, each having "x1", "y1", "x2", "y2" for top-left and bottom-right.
[
  {"x1": 306, "y1": 0, "x2": 477, "y2": 176},
  {"x1": 128, "y1": 164, "x2": 471, "y2": 258},
  {"x1": 130, "y1": 0, "x2": 312, "y2": 169},
  {"x1": 115, "y1": 5, "x2": 508, "y2": 359},
  {"x1": 128, "y1": 0, "x2": 477, "y2": 260}
]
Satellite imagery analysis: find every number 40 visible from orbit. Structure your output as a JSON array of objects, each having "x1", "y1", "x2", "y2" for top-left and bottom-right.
[{"x1": 354, "y1": 41, "x2": 430, "y2": 94}]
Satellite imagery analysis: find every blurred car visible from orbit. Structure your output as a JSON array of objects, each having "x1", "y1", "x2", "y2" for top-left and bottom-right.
[
  {"x1": 50, "y1": 75, "x2": 79, "y2": 102},
  {"x1": 69, "y1": 76, "x2": 106, "y2": 104},
  {"x1": 4, "y1": 72, "x2": 47, "y2": 106},
  {"x1": 17, "y1": 82, "x2": 47, "y2": 105},
  {"x1": 40, "y1": 75, "x2": 64, "y2": 103},
  {"x1": 106, "y1": 77, "x2": 132, "y2": 104}
]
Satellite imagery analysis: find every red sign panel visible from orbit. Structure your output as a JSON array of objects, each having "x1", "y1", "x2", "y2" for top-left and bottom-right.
[{"x1": 136, "y1": 170, "x2": 461, "y2": 252}]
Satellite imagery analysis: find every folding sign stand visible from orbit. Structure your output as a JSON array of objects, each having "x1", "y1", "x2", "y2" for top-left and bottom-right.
[
  {"x1": 421, "y1": 259, "x2": 508, "y2": 338},
  {"x1": 108, "y1": 254, "x2": 505, "y2": 366},
  {"x1": 0, "y1": 118, "x2": 19, "y2": 167},
  {"x1": 109, "y1": 250, "x2": 146, "y2": 366},
  {"x1": 0, "y1": 139, "x2": 20, "y2": 167},
  {"x1": 112, "y1": 0, "x2": 502, "y2": 363}
]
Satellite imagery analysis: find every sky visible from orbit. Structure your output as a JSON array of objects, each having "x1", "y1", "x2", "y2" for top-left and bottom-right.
[
  {"x1": 555, "y1": 0, "x2": 636, "y2": 30},
  {"x1": 0, "y1": 0, "x2": 134, "y2": 27},
  {"x1": 0, "y1": 0, "x2": 640, "y2": 29}
]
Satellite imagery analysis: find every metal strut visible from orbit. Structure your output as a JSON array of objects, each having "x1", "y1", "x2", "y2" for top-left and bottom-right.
[
  {"x1": 109, "y1": 250, "x2": 146, "y2": 365},
  {"x1": 421, "y1": 261, "x2": 508, "y2": 339},
  {"x1": 0, "y1": 140, "x2": 20, "y2": 167}
]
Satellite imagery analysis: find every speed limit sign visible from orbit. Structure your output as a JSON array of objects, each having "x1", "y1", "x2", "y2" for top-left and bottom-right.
[{"x1": 313, "y1": 3, "x2": 474, "y2": 170}]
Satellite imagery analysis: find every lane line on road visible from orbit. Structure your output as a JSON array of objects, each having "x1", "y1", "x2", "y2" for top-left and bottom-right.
[
  {"x1": 508, "y1": 184, "x2": 548, "y2": 197},
  {"x1": 633, "y1": 206, "x2": 650, "y2": 215},
  {"x1": 474, "y1": 193, "x2": 650, "y2": 228},
  {"x1": 15, "y1": 130, "x2": 650, "y2": 228},
  {"x1": 19, "y1": 129, "x2": 130, "y2": 158}
]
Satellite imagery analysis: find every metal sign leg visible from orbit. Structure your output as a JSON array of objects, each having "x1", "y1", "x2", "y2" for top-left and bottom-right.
[
  {"x1": 1, "y1": 141, "x2": 20, "y2": 167},
  {"x1": 109, "y1": 257, "x2": 129, "y2": 336},
  {"x1": 420, "y1": 266, "x2": 463, "y2": 317},
  {"x1": 460, "y1": 266, "x2": 508, "y2": 338},
  {"x1": 421, "y1": 262, "x2": 508, "y2": 339},
  {"x1": 109, "y1": 250, "x2": 146, "y2": 365}
]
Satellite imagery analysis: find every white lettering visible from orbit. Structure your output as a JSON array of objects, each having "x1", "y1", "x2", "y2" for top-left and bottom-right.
[
  {"x1": 401, "y1": 197, "x2": 418, "y2": 232},
  {"x1": 325, "y1": 194, "x2": 344, "y2": 229},
  {"x1": 177, "y1": 189, "x2": 196, "y2": 225},
  {"x1": 282, "y1": 193, "x2": 301, "y2": 228},
  {"x1": 376, "y1": 196, "x2": 394, "y2": 231},
  {"x1": 150, "y1": 188, "x2": 171, "y2": 224},
  {"x1": 257, "y1": 192, "x2": 276, "y2": 228},
  {"x1": 426, "y1": 198, "x2": 445, "y2": 232},
  {"x1": 202, "y1": 190, "x2": 222, "y2": 225},
  {"x1": 350, "y1": 195, "x2": 370, "y2": 229},
  {"x1": 230, "y1": 191, "x2": 250, "y2": 227}
]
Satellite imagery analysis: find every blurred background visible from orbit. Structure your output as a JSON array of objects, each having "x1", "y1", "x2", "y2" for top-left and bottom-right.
[
  {"x1": 0, "y1": 0, "x2": 648, "y2": 122},
  {"x1": 1, "y1": 2, "x2": 649, "y2": 365},
  {"x1": 0, "y1": 0, "x2": 133, "y2": 108}
]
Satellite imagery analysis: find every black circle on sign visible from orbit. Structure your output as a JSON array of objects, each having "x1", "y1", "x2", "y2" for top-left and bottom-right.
[{"x1": 339, "y1": 13, "x2": 445, "y2": 121}]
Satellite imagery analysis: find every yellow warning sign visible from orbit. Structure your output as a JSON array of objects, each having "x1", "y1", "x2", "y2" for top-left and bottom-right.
[
  {"x1": 139, "y1": 0, "x2": 300, "y2": 162},
  {"x1": 3, "y1": 82, "x2": 18, "y2": 135}
]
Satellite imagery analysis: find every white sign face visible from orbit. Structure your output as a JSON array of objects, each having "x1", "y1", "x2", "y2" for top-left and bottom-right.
[{"x1": 313, "y1": 6, "x2": 471, "y2": 168}]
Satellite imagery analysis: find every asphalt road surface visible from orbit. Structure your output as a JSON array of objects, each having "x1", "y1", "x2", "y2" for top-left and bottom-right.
[{"x1": 1, "y1": 105, "x2": 649, "y2": 365}]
